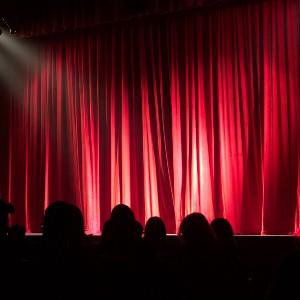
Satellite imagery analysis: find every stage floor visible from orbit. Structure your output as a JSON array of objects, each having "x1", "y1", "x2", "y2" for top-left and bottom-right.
[{"x1": 25, "y1": 233, "x2": 300, "y2": 237}]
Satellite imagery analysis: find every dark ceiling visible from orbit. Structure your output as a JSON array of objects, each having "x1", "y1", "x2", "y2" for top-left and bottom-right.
[
  {"x1": 0, "y1": 0, "x2": 264, "y2": 36},
  {"x1": 1, "y1": 0, "x2": 258, "y2": 19}
]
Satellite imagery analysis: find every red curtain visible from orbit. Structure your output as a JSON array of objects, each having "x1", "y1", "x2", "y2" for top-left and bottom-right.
[{"x1": 0, "y1": 0, "x2": 300, "y2": 234}]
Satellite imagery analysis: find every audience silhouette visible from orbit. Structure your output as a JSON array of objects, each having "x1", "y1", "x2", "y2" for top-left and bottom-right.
[
  {"x1": 101, "y1": 204, "x2": 145, "y2": 256},
  {"x1": 144, "y1": 216, "x2": 167, "y2": 260},
  {"x1": 0, "y1": 200, "x2": 295, "y2": 299},
  {"x1": 98, "y1": 204, "x2": 154, "y2": 299},
  {"x1": 178, "y1": 213, "x2": 220, "y2": 299},
  {"x1": 144, "y1": 216, "x2": 167, "y2": 242},
  {"x1": 211, "y1": 217, "x2": 237, "y2": 255},
  {"x1": 179, "y1": 212, "x2": 216, "y2": 250},
  {"x1": 43, "y1": 201, "x2": 85, "y2": 258},
  {"x1": 211, "y1": 218, "x2": 248, "y2": 300}
]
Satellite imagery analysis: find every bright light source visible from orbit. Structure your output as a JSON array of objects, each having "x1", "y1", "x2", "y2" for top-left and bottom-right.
[{"x1": 1, "y1": 17, "x2": 15, "y2": 35}]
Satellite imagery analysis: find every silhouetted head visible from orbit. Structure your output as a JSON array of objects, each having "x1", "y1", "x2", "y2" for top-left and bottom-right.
[
  {"x1": 103, "y1": 204, "x2": 139, "y2": 243},
  {"x1": 179, "y1": 213, "x2": 215, "y2": 248},
  {"x1": 211, "y1": 218, "x2": 234, "y2": 243},
  {"x1": 110, "y1": 204, "x2": 135, "y2": 224},
  {"x1": 144, "y1": 217, "x2": 166, "y2": 241},
  {"x1": 43, "y1": 201, "x2": 84, "y2": 248}
]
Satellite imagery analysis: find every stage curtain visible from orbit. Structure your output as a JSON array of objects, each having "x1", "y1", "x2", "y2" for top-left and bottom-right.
[{"x1": 0, "y1": 0, "x2": 299, "y2": 234}]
